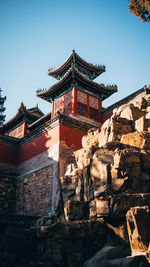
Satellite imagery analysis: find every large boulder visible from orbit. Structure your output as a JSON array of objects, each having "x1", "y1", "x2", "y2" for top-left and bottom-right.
[
  {"x1": 59, "y1": 86, "x2": 150, "y2": 224},
  {"x1": 74, "y1": 148, "x2": 92, "y2": 170},
  {"x1": 83, "y1": 246, "x2": 123, "y2": 267},
  {"x1": 82, "y1": 128, "x2": 100, "y2": 148},
  {"x1": 121, "y1": 131, "x2": 150, "y2": 150},
  {"x1": 113, "y1": 148, "x2": 141, "y2": 192},
  {"x1": 95, "y1": 193, "x2": 150, "y2": 218},
  {"x1": 91, "y1": 148, "x2": 114, "y2": 189},
  {"x1": 98, "y1": 117, "x2": 133, "y2": 147},
  {"x1": 134, "y1": 96, "x2": 148, "y2": 110},
  {"x1": 37, "y1": 220, "x2": 107, "y2": 267},
  {"x1": 83, "y1": 246, "x2": 149, "y2": 267},
  {"x1": 126, "y1": 206, "x2": 150, "y2": 261},
  {"x1": 64, "y1": 200, "x2": 89, "y2": 221},
  {"x1": 141, "y1": 150, "x2": 150, "y2": 170},
  {"x1": 120, "y1": 104, "x2": 145, "y2": 121}
]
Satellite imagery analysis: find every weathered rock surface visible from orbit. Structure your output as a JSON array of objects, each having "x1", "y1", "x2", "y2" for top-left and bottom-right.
[
  {"x1": 1, "y1": 219, "x2": 129, "y2": 267},
  {"x1": 83, "y1": 246, "x2": 149, "y2": 267},
  {"x1": 64, "y1": 200, "x2": 89, "y2": 221},
  {"x1": 126, "y1": 206, "x2": 150, "y2": 261},
  {"x1": 95, "y1": 193, "x2": 150, "y2": 217},
  {"x1": 121, "y1": 131, "x2": 150, "y2": 150},
  {"x1": 56, "y1": 88, "x2": 150, "y2": 221},
  {"x1": 52, "y1": 87, "x2": 150, "y2": 266},
  {"x1": 119, "y1": 104, "x2": 145, "y2": 121},
  {"x1": 82, "y1": 128, "x2": 100, "y2": 148}
]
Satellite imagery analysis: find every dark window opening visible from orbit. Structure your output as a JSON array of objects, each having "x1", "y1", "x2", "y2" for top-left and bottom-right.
[
  {"x1": 90, "y1": 107, "x2": 99, "y2": 121},
  {"x1": 77, "y1": 102, "x2": 87, "y2": 116}
]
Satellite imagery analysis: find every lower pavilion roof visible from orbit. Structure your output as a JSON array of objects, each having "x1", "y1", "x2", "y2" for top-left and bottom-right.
[
  {"x1": 1, "y1": 103, "x2": 43, "y2": 133},
  {"x1": 37, "y1": 66, "x2": 117, "y2": 102}
]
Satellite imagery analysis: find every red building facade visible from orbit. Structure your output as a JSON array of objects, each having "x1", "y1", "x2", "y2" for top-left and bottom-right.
[{"x1": 0, "y1": 51, "x2": 117, "y2": 216}]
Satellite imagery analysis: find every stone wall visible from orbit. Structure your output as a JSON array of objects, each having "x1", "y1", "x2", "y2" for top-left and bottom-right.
[
  {"x1": 16, "y1": 165, "x2": 53, "y2": 216},
  {"x1": 17, "y1": 150, "x2": 53, "y2": 176},
  {"x1": 0, "y1": 141, "x2": 59, "y2": 216},
  {"x1": 0, "y1": 175, "x2": 17, "y2": 214}
]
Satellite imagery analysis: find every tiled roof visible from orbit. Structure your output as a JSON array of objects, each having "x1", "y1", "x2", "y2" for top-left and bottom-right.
[
  {"x1": 0, "y1": 134, "x2": 19, "y2": 145},
  {"x1": 28, "y1": 112, "x2": 51, "y2": 130},
  {"x1": 48, "y1": 50, "x2": 105, "y2": 79},
  {"x1": 28, "y1": 106, "x2": 44, "y2": 117},
  {"x1": 37, "y1": 65, "x2": 117, "y2": 102},
  {"x1": 103, "y1": 86, "x2": 149, "y2": 115},
  {"x1": 1, "y1": 103, "x2": 43, "y2": 133}
]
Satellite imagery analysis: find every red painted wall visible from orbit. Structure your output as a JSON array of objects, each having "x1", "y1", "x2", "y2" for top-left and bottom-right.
[
  {"x1": 0, "y1": 125, "x2": 59, "y2": 165},
  {"x1": 60, "y1": 124, "x2": 87, "y2": 150},
  {"x1": 0, "y1": 123, "x2": 86, "y2": 165},
  {"x1": 17, "y1": 125, "x2": 59, "y2": 163},
  {"x1": 0, "y1": 143, "x2": 18, "y2": 164}
]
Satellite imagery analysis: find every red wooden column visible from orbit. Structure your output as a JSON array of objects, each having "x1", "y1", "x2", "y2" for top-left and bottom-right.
[
  {"x1": 23, "y1": 121, "x2": 27, "y2": 137},
  {"x1": 72, "y1": 87, "x2": 77, "y2": 116},
  {"x1": 62, "y1": 95, "x2": 65, "y2": 114},
  {"x1": 52, "y1": 101, "x2": 54, "y2": 118},
  {"x1": 99, "y1": 99, "x2": 102, "y2": 123},
  {"x1": 87, "y1": 94, "x2": 90, "y2": 118}
]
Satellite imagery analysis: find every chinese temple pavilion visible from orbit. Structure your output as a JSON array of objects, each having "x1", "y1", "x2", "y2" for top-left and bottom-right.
[
  {"x1": 0, "y1": 51, "x2": 117, "y2": 216},
  {"x1": 37, "y1": 50, "x2": 117, "y2": 124}
]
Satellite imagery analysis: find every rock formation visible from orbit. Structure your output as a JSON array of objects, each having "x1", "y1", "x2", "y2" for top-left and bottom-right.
[
  {"x1": 56, "y1": 89, "x2": 150, "y2": 214},
  {"x1": 126, "y1": 206, "x2": 150, "y2": 258},
  {"x1": 53, "y1": 87, "x2": 150, "y2": 265},
  {"x1": 83, "y1": 246, "x2": 149, "y2": 267},
  {"x1": 1, "y1": 88, "x2": 150, "y2": 266}
]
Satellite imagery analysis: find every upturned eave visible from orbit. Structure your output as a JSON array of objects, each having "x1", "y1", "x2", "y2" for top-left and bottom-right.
[
  {"x1": 48, "y1": 50, "x2": 105, "y2": 80},
  {"x1": 1, "y1": 103, "x2": 42, "y2": 133},
  {"x1": 37, "y1": 66, "x2": 117, "y2": 102}
]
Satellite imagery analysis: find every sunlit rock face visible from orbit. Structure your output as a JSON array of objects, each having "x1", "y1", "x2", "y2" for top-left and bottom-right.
[
  {"x1": 46, "y1": 87, "x2": 150, "y2": 266},
  {"x1": 55, "y1": 88, "x2": 150, "y2": 222},
  {"x1": 126, "y1": 206, "x2": 150, "y2": 262}
]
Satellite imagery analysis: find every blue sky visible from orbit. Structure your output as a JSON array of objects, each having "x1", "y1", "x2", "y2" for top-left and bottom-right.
[{"x1": 0, "y1": 0, "x2": 150, "y2": 121}]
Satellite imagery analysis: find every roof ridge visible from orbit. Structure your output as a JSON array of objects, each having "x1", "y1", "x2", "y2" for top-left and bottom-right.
[
  {"x1": 37, "y1": 65, "x2": 117, "y2": 101},
  {"x1": 2, "y1": 102, "x2": 42, "y2": 132},
  {"x1": 73, "y1": 67, "x2": 117, "y2": 91},
  {"x1": 48, "y1": 51, "x2": 105, "y2": 79},
  {"x1": 103, "y1": 86, "x2": 148, "y2": 115},
  {"x1": 73, "y1": 50, "x2": 105, "y2": 70}
]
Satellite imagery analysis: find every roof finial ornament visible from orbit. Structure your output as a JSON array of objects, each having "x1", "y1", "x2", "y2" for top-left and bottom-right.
[{"x1": 72, "y1": 50, "x2": 76, "y2": 64}]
